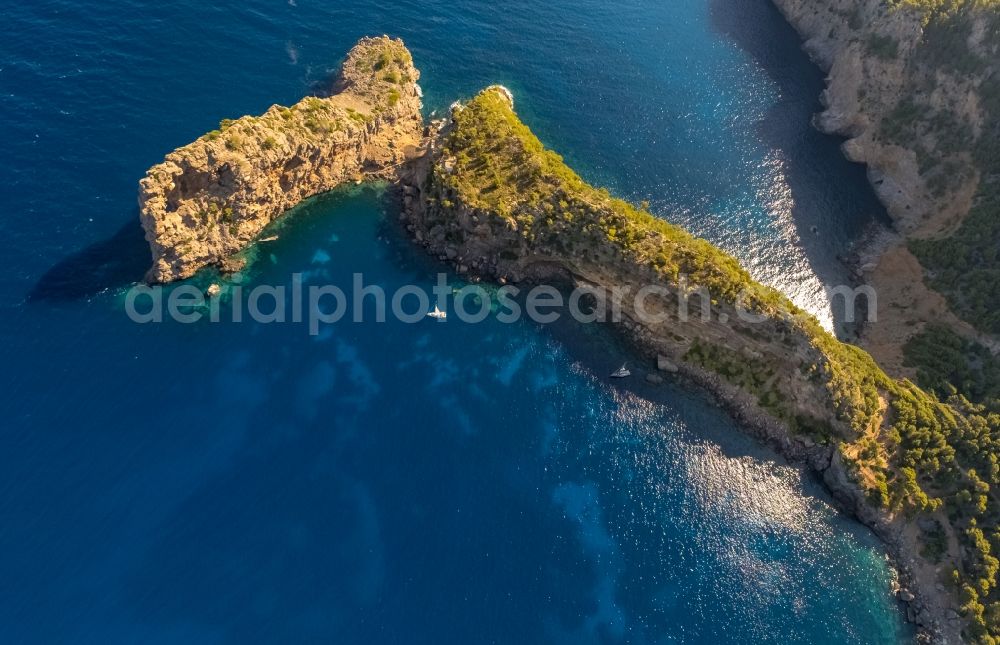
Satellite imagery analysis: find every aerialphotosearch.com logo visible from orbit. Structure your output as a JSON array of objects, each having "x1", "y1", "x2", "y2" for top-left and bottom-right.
[{"x1": 124, "y1": 271, "x2": 877, "y2": 334}]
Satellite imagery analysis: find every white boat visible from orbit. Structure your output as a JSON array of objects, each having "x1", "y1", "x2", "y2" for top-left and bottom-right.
[
  {"x1": 427, "y1": 305, "x2": 447, "y2": 320},
  {"x1": 610, "y1": 364, "x2": 630, "y2": 378}
]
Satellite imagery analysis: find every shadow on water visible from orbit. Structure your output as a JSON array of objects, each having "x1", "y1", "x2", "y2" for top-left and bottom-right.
[
  {"x1": 708, "y1": 0, "x2": 891, "y2": 339},
  {"x1": 28, "y1": 186, "x2": 398, "y2": 303},
  {"x1": 28, "y1": 214, "x2": 150, "y2": 302}
]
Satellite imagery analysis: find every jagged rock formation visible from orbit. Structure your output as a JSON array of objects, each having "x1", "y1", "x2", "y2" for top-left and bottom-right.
[
  {"x1": 769, "y1": 0, "x2": 1000, "y2": 370},
  {"x1": 138, "y1": 36, "x2": 425, "y2": 282}
]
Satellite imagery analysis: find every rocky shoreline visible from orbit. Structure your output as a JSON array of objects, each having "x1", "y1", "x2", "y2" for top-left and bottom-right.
[
  {"x1": 396, "y1": 187, "x2": 946, "y2": 645},
  {"x1": 397, "y1": 88, "x2": 962, "y2": 642}
]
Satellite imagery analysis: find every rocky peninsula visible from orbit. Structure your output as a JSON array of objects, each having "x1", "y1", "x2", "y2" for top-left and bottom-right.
[
  {"x1": 403, "y1": 86, "x2": 1000, "y2": 643},
  {"x1": 138, "y1": 37, "x2": 1000, "y2": 643},
  {"x1": 138, "y1": 36, "x2": 424, "y2": 283}
]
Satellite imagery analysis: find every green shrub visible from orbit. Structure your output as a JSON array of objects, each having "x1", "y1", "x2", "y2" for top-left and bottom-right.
[
  {"x1": 911, "y1": 186, "x2": 1000, "y2": 334},
  {"x1": 903, "y1": 324, "x2": 1000, "y2": 402},
  {"x1": 374, "y1": 50, "x2": 392, "y2": 71}
]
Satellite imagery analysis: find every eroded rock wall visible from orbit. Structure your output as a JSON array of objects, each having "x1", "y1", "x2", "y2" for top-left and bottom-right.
[
  {"x1": 771, "y1": 0, "x2": 992, "y2": 234},
  {"x1": 771, "y1": 0, "x2": 1000, "y2": 372}
]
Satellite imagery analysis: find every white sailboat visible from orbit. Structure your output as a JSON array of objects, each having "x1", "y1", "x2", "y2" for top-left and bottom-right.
[
  {"x1": 427, "y1": 305, "x2": 447, "y2": 320},
  {"x1": 610, "y1": 364, "x2": 630, "y2": 378}
]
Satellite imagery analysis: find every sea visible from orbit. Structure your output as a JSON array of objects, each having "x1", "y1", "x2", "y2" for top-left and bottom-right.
[{"x1": 0, "y1": 0, "x2": 909, "y2": 642}]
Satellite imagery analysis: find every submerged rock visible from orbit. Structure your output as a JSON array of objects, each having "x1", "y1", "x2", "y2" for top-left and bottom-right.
[{"x1": 657, "y1": 355, "x2": 679, "y2": 373}]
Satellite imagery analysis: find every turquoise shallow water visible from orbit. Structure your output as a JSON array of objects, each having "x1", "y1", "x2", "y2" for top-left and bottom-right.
[{"x1": 0, "y1": 0, "x2": 906, "y2": 643}]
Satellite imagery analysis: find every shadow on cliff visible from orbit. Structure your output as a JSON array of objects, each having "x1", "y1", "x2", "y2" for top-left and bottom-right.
[
  {"x1": 28, "y1": 214, "x2": 149, "y2": 302},
  {"x1": 708, "y1": 0, "x2": 891, "y2": 339}
]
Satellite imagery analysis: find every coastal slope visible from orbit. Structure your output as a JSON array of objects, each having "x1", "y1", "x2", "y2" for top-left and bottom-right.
[
  {"x1": 403, "y1": 87, "x2": 1000, "y2": 643},
  {"x1": 138, "y1": 36, "x2": 424, "y2": 283}
]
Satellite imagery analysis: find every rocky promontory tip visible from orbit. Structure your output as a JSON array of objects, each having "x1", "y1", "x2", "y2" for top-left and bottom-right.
[
  {"x1": 138, "y1": 36, "x2": 425, "y2": 283},
  {"x1": 483, "y1": 85, "x2": 514, "y2": 107}
]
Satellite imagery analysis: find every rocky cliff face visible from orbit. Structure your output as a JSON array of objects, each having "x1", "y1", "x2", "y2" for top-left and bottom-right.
[
  {"x1": 770, "y1": 0, "x2": 1000, "y2": 372},
  {"x1": 138, "y1": 36, "x2": 425, "y2": 283},
  {"x1": 771, "y1": 0, "x2": 992, "y2": 234}
]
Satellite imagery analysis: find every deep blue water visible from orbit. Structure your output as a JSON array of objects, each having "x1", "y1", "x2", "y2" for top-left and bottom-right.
[{"x1": 1, "y1": 0, "x2": 906, "y2": 643}]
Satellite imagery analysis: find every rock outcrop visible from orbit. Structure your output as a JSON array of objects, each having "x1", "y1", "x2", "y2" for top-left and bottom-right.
[{"x1": 138, "y1": 36, "x2": 425, "y2": 282}]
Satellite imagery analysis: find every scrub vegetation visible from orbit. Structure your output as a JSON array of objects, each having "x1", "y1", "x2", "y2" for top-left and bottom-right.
[
  {"x1": 876, "y1": 0, "x2": 1000, "y2": 343},
  {"x1": 192, "y1": 39, "x2": 412, "y2": 150}
]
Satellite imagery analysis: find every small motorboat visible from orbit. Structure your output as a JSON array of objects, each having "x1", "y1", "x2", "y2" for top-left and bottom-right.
[
  {"x1": 610, "y1": 364, "x2": 630, "y2": 378},
  {"x1": 427, "y1": 305, "x2": 447, "y2": 320}
]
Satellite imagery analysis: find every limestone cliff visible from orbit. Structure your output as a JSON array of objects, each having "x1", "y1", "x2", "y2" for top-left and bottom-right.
[
  {"x1": 771, "y1": 0, "x2": 995, "y2": 235},
  {"x1": 769, "y1": 0, "x2": 1000, "y2": 370},
  {"x1": 138, "y1": 36, "x2": 425, "y2": 283}
]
